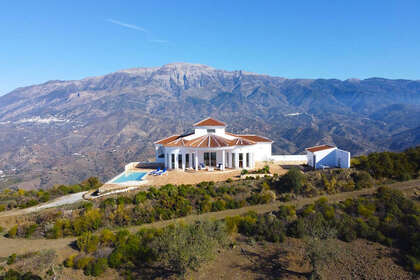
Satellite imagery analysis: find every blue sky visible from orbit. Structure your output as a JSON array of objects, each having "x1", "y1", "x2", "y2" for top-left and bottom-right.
[{"x1": 1, "y1": 0, "x2": 419, "y2": 95}]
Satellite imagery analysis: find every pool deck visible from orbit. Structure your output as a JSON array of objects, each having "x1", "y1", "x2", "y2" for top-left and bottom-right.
[{"x1": 95, "y1": 162, "x2": 290, "y2": 196}]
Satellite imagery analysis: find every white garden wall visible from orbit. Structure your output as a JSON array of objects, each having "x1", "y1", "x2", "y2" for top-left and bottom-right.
[{"x1": 270, "y1": 155, "x2": 308, "y2": 163}]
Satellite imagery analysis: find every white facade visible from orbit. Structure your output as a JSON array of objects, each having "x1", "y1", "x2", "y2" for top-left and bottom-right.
[
  {"x1": 154, "y1": 118, "x2": 273, "y2": 171},
  {"x1": 306, "y1": 146, "x2": 351, "y2": 169}
]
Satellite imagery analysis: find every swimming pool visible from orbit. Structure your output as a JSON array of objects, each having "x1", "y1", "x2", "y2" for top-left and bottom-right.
[{"x1": 110, "y1": 172, "x2": 147, "y2": 184}]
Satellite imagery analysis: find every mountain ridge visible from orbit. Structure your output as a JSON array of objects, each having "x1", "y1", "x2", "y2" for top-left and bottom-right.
[{"x1": 0, "y1": 62, "x2": 419, "y2": 189}]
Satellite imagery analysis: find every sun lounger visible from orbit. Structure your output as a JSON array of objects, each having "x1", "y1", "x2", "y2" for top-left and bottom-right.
[
  {"x1": 149, "y1": 167, "x2": 160, "y2": 175},
  {"x1": 155, "y1": 168, "x2": 167, "y2": 176},
  {"x1": 199, "y1": 163, "x2": 206, "y2": 170}
]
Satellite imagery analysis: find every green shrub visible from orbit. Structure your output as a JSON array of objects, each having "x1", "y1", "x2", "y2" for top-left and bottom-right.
[
  {"x1": 108, "y1": 249, "x2": 124, "y2": 268},
  {"x1": 134, "y1": 192, "x2": 147, "y2": 204},
  {"x1": 353, "y1": 171, "x2": 373, "y2": 189},
  {"x1": 99, "y1": 229, "x2": 116, "y2": 245},
  {"x1": 85, "y1": 257, "x2": 108, "y2": 276},
  {"x1": 6, "y1": 225, "x2": 18, "y2": 238},
  {"x1": 64, "y1": 254, "x2": 76, "y2": 267},
  {"x1": 407, "y1": 255, "x2": 420, "y2": 273},
  {"x1": 24, "y1": 224, "x2": 38, "y2": 238},
  {"x1": 152, "y1": 221, "x2": 228, "y2": 274},
  {"x1": 276, "y1": 168, "x2": 306, "y2": 193},
  {"x1": 7, "y1": 253, "x2": 16, "y2": 265},
  {"x1": 75, "y1": 256, "x2": 93, "y2": 270},
  {"x1": 77, "y1": 232, "x2": 99, "y2": 253}
]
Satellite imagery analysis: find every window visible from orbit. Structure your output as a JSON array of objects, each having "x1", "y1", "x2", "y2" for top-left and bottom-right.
[
  {"x1": 246, "y1": 153, "x2": 249, "y2": 168},
  {"x1": 210, "y1": 152, "x2": 216, "y2": 167},
  {"x1": 239, "y1": 153, "x2": 243, "y2": 168},
  {"x1": 226, "y1": 152, "x2": 229, "y2": 167},
  {"x1": 204, "y1": 152, "x2": 217, "y2": 167},
  {"x1": 207, "y1": 128, "x2": 216, "y2": 133},
  {"x1": 186, "y1": 154, "x2": 190, "y2": 167},
  {"x1": 178, "y1": 154, "x2": 182, "y2": 168},
  {"x1": 204, "y1": 152, "x2": 210, "y2": 166},
  {"x1": 232, "y1": 153, "x2": 236, "y2": 168},
  {"x1": 171, "y1": 154, "x2": 175, "y2": 168}
]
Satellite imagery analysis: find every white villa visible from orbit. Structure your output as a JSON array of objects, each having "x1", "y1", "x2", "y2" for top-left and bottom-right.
[{"x1": 154, "y1": 117, "x2": 273, "y2": 171}]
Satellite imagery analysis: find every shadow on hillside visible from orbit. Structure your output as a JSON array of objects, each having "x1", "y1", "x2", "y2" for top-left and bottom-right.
[
  {"x1": 126, "y1": 265, "x2": 178, "y2": 280},
  {"x1": 232, "y1": 247, "x2": 312, "y2": 280}
]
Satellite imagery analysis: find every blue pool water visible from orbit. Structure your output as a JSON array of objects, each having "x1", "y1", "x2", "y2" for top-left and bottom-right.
[{"x1": 111, "y1": 172, "x2": 147, "y2": 183}]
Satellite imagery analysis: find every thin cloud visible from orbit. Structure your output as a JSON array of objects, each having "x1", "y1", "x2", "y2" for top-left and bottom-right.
[
  {"x1": 149, "y1": 39, "x2": 169, "y2": 44},
  {"x1": 106, "y1": 18, "x2": 147, "y2": 32}
]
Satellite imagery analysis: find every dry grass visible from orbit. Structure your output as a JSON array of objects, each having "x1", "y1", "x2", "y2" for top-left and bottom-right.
[{"x1": 187, "y1": 237, "x2": 414, "y2": 280}]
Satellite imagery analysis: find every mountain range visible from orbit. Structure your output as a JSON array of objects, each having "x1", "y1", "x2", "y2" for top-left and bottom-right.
[{"x1": 0, "y1": 62, "x2": 419, "y2": 189}]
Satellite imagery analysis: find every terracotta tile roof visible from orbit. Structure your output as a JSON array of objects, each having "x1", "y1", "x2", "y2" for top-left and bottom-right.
[
  {"x1": 159, "y1": 134, "x2": 258, "y2": 148},
  {"x1": 188, "y1": 134, "x2": 234, "y2": 148},
  {"x1": 230, "y1": 137, "x2": 256, "y2": 146},
  {"x1": 193, "y1": 117, "x2": 226, "y2": 127},
  {"x1": 226, "y1": 132, "x2": 272, "y2": 143},
  {"x1": 164, "y1": 137, "x2": 191, "y2": 147},
  {"x1": 306, "y1": 145, "x2": 336, "y2": 153},
  {"x1": 154, "y1": 135, "x2": 181, "y2": 145},
  {"x1": 237, "y1": 135, "x2": 272, "y2": 143}
]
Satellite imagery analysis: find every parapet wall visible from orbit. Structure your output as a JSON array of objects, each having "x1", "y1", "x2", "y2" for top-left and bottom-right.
[{"x1": 270, "y1": 155, "x2": 308, "y2": 163}]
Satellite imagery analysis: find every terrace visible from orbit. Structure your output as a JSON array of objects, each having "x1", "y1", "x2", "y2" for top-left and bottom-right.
[{"x1": 96, "y1": 161, "x2": 289, "y2": 196}]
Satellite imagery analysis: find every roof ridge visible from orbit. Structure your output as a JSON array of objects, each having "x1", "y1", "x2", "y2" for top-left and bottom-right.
[{"x1": 193, "y1": 117, "x2": 226, "y2": 127}]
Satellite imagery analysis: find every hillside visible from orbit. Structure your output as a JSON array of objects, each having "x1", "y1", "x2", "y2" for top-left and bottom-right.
[{"x1": 0, "y1": 63, "x2": 420, "y2": 189}]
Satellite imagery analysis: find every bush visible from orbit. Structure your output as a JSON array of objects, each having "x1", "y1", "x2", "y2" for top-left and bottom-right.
[
  {"x1": 353, "y1": 171, "x2": 373, "y2": 189},
  {"x1": 64, "y1": 254, "x2": 76, "y2": 267},
  {"x1": 99, "y1": 229, "x2": 116, "y2": 246},
  {"x1": 152, "y1": 221, "x2": 228, "y2": 274},
  {"x1": 6, "y1": 225, "x2": 18, "y2": 238},
  {"x1": 133, "y1": 192, "x2": 147, "y2": 204},
  {"x1": 77, "y1": 232, "x2": 99, "y2": 253},
  {"x1": 276, "y1": 168, "x2": 306, "y2": 193},
  {"x1": 24, "y1": 224, "x2": 38, "y2": 238},
  {"x1": 108, "y1": 249, "x2": 124, "y2": 268},
  {"x1": 75, "y1": 255, "x2": 94, "y2": 270},
  {"x1": 85, "y1": 257, "x2": 108, "y2": 276},
  {"x1": 407, "y1": 255, "x2": 420, "y2": 273},
  {"x1": 7, "y1": 253, "x2": 16, "y2": 265}
]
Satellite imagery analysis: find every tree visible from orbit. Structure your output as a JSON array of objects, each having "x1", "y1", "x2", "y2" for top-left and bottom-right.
[
  {"x1": 152, "y1": 221, "x2": 228, "y2": 274},
  {"x1": 301, "y1": 213, "x2": 339, "y2": 279},
  {"x1": 276, "y1": 168, "x2": 306, "y2": 193}
]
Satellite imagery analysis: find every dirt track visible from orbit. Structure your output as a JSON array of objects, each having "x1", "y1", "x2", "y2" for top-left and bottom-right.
[{"x1": 0, "y1": 179, "x2": 419, "y2": 258}]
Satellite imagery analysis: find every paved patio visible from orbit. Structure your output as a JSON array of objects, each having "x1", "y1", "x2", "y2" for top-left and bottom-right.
[{"x1": 97, "y1": 162, "x2": 293, "y2": 195}]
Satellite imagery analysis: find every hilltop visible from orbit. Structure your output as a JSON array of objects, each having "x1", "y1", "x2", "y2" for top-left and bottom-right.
[{"x1": 0, "y1": 63, "x2": 419, "y2": 189}]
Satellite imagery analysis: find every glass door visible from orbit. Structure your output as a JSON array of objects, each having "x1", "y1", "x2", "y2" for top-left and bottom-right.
[
  {"x1": 210, "y1": 152, "x2": 216, "y2": 167},
  {"x1": 226, "y1": 152, "x2": 229, "y2": 168},
  {"x1": 239, "y1": 153, "x2": 243, "y2": 168},
  {"x1": 232, "y1": 153, "x2": 236, "y2": 168},
  {"x1": 204, "y1": 152, "x2": 210, "y2": 166}
]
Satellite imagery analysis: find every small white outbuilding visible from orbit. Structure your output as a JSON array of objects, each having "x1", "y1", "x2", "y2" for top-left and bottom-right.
[{"x1": 306, "y1": 145, "x2": 350, "y2": 169}]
